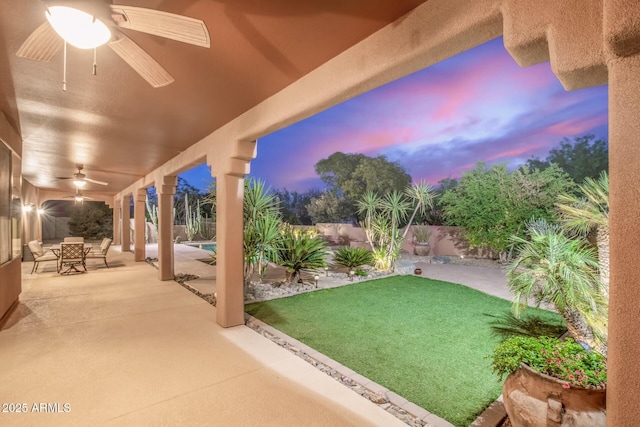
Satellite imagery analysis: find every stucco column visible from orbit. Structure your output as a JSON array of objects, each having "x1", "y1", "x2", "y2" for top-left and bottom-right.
[
  {"x1": 133, "y1": 188, "x2": 146, "y2": 262},
  {"x1": 121, "y1": 194, "x2": 131, "y2": 252},
  {"x1": 214, "y1": 171, "x2": 245, "y2": 327},
  {"x1": 113, "y1": 200, "x2": 121, "y2": 245},
  {"x1": 607, "y1": 54, "x2": 640, "y2": 426},
  {"x1": 208, "y1": 141, "x2": 256, "y2": 328},
  {"x1": 157, "y1": 176, "x2": 177, "y2": 281}
]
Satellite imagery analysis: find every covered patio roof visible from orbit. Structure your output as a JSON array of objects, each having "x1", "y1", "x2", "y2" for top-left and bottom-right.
[{"x1": 0, "y1": 0, "x2": 426, "y2": 194}]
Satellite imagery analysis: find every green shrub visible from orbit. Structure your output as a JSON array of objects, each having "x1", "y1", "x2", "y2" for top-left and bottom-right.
[
  {"x1": 333, "y1": 247, "x2": 373, "y2": 269},
  {"x1": 490, "y1": 336, "x2": 606, "y2": 388}
]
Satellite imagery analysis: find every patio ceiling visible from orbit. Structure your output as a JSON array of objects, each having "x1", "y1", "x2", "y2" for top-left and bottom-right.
[{"x1": 0, "y1": 0, "x2": 427, "y2": 196}]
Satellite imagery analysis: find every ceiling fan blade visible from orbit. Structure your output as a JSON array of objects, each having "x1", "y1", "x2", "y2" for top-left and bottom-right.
[
  {"x1": 16, "y1": 22, "x2": 62, "y2": 62},
  {"x1": 84, "y1": 177, "x2": 108, "y2": 186},
  {"x1": 108, "y1": 33, "x2": 174, "y2": 88},
  {"x1": 110, "y1": 5, "x2": 210, "y2": 48}
]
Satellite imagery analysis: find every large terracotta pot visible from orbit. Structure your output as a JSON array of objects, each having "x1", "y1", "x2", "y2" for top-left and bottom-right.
[
  {"x1": 413, "y1": 243, "x2": 430, "y2": 256},
  {"x1": 503, "y1": 364, "x2": 606, "y2": 427}
]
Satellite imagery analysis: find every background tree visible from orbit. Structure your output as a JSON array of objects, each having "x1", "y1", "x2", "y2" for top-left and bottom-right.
[
  {"x1": 273, "y1": 188, "x2": 319, "y2": 225},
  {"x1": 306, "y1": 190, "x2": 353, "y2": 223},
  {"x1": 440, "y1": 162, "x2": 575, "y2": 259},
  {"x1": 314, "y1": 152, "x2": 366, "y2": 195},
  {"x1": 525, "y1": 135, "x2": 608, "y2": 184},
  {"x1": 68, "y1": 202, "x2": 113, "y2": 239},
  {"x1": 312, "y1": 152, "x2": 411, "y2": 222},
  {"x1": 343, "y1": 155, "x2": 411, "y2": 202}
]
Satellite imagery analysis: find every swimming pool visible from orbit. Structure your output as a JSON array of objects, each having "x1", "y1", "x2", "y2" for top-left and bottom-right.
[{"x1": 183, "y1": 242, "x2": 216, "y2": 251}]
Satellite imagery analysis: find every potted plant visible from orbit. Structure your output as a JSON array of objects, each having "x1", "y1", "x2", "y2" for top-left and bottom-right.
[
  {"x1": 491, "y1": 336, "x2": 606, "y2": 427},
  {"x1": 412, "y1": 226, "x2": 431, "y2": 256}
]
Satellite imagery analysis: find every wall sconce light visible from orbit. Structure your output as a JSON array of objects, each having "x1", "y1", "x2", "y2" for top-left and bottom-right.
[
  {"x1": 314, "y1": 274, "x2": 320, "y2": 288},
  {"x1": 37, "y1": 208, "x2": 45, "y2": 215},
  {"x1": 22, "y1": 204, "x2": 34, "y2": 213}
]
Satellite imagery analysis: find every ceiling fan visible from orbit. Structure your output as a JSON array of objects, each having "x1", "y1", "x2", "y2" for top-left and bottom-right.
[
  {"x1": 56, "y1": 165, "x2": 108, "y2": 187},
  {"x1": 16, "y1": 0, "x2": 210, "y2": 88},
  {"x1": 63, "y1": 188, "x2": 94, "y2": 203}
]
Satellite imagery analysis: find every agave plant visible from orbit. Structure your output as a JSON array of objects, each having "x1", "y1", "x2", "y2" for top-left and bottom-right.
[
  {"x1": 556, "y1": 171, "x2": 609, "y2": 297},
  {"x1": 507, "y1": 218, "x2": 607, "y2": 351},
  {"x1": 333, "y1": 247, "x2": 373, "y2": 271},
  {"x1": 275, "y1": 226, "x2": 328, "y2": 284}
]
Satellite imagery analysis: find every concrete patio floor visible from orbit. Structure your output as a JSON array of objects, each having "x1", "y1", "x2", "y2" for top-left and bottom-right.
[{"x1": 0, "y1": 247, "x2": 407, "y2": 427}]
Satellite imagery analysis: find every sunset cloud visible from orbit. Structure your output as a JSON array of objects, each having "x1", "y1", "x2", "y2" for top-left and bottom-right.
[{"x1": 181, "y1": 37, "x2": 608, "y2": 193}]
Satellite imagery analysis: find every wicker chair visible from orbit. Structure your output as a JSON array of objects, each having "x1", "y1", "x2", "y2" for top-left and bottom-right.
[
  {"x1": 63, "y1": 236, "x2": 84, "y2": 243},
  {"x1": 86, "y1": 238, "x2": 112, "y2": 268},
  {"x1": 27, "y1": 240, "x2": 59, "y2": 274}
]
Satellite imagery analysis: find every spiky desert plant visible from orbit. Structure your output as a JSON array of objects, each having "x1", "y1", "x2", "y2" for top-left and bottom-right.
[
  {"x1": 145, "y1": 195, "x2": 158, "y2": 241},
  {"x1": 401, "y1": 181, "x2": 437, "y2": 239},
  {"x1": 507, "y1": 218, "x2": 607, "y2": 352},
  {"x1": 184, "y1": 194, "x2": 203, "y2": 241},
  {"x1": 242, "y1": 179, "x2": 282, "y2": 286},
  {"x1": 556, "y1": 171, "x2": 609, "y2": 297},
  {"x1": 333, "y1": 247, "x2": 373, "y2": 271},
  {"x1": 275, "y1": 226, "x2": 328, "y2": 285}
]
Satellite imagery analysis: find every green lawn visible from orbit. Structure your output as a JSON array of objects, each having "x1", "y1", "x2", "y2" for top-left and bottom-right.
[{"x1": 245, "y1": 275, "x2": 563, "y2": 427}]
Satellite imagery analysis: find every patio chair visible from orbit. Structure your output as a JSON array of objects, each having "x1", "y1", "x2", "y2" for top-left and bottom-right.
[
  {"x1": 59, "y1": 242, "x2": 87, "y2": 274},
  {"x1": 86, "y1": 238, "x2": 112, "y2": 268},
  {"x1": 27, "y1": 240, "x2": 59, "y2": 274},
  {"x1": 63, "y1": 236, "x2": 84, "y2": 243}
]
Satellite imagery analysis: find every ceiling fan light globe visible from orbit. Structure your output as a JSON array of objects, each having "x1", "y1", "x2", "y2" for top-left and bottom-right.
[
  {"x1": 45, "y1": 6, "x2": 111, "y2": 49},
  {"x1": 73, "y1": 179, "x2": 87, "y2": 187},
  {"x1": 75, "y1": 195, "x2": 84, "y2": 202}
]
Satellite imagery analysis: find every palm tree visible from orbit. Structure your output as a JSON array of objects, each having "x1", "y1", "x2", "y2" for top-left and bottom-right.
[
  {"x1": 507, "y1": 219, "x2": 607, "y2": 351},
  {"x1": 556, "y1": 171, "x2": 609, "y2": 297}
]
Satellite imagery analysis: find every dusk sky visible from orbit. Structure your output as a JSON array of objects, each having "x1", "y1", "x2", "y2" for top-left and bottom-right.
[{"x1": 180, "y1": 36, "x2": 608, "y2": 192}]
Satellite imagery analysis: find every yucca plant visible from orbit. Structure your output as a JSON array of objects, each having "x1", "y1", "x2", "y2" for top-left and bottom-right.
[
  {"x1": 333, "y1": 247, "x2": 373, "y2": 271},
  {"x1": 507, "y1": 218, "x2": 607, "y2": 352},
  {"x1": 275, "y1": 226, "x2": 328, "y2": 284},
  {"x1": 242, "y1": 179, "x2": 282, "y2": 286}
]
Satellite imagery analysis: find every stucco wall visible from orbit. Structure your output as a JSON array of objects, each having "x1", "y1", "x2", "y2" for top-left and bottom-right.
[{"x1": 315, "y1": 223, "x2": 494, "y2": 258}]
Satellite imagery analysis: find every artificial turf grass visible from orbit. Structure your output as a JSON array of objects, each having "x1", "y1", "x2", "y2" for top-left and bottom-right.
[{"x1": 245, "y1": 275, "x2": 564, "y2": 427}]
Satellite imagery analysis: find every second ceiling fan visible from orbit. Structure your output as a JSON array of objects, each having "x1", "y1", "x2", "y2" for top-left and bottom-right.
[
  {"x1": 16, "y1": 0, "x2": 211, "y2": 88},
  {"x1": 57, "y1": 165, "x2": 108, "y2": 187}
]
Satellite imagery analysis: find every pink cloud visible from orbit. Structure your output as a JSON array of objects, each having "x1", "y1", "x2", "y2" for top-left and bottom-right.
[
  {"x1": 544, "y1": 113, "x2": 608, "y2": 136},
  {"x1": 484, "y1": 141, "x2": 549, "y2": 162}
]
